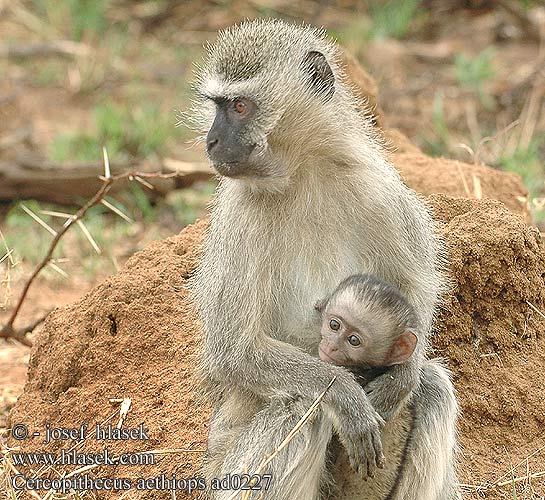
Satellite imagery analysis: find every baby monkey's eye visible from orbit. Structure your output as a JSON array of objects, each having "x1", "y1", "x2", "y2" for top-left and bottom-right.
[
  {"x1": 347, "y1": 335, "x2": 361, "y2": 347},
  {"x1": 329, "y1": 319, "x2": 340, "y2": 331}
]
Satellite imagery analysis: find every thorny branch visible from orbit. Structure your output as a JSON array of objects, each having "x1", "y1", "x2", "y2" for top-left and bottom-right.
[{"x1": 0, "y1": 156, "x2": 181, "y2": 347}]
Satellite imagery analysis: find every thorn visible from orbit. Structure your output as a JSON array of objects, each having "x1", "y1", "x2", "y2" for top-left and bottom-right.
[
  {"x1": 47, "y1": 262, "x2": 69, "y2": 278},
  {"x1": 40, "y1": 209, "x2": 73, "y2": 219},
  {"x1": 21, "y1": 204, "x2": 57, "y2": 236},
  {"x1": 76, "y1": 220, "x2": 101, "y2": 254},
  {"x1": 134, "y1": 176, "x2": 154, "y2": 190},
  {"x1": 103, "y1": 147, "x2": 111, "y2": 179},
  {"x1": 0, "y1": 249, "x2": 14, "y2": 265},
  {"x1": 101, "y1": 199, "x2": 133, "y2": 223}
]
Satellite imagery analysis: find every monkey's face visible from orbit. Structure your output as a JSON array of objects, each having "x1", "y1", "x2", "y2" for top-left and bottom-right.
[
  {"x1": 318, "y1": 313, "x2": 370, "y2": 368},
  {"x1": 193, "y1": 20, "x2": 339, "y2": 188},
  {"x1": 204, "y1": 96, "x2": 261, "y2": 178},
  {"x1": 196, "y1": 86, "x2": 292, "y2": 186}
]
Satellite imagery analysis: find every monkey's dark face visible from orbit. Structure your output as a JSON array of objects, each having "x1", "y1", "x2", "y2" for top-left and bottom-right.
[
  {"x1": 205, "y1": 97, "x2": 260, "y2": 177},
  {"x1": 196, "y1": 21, "x2": 338, "y2": 187}
]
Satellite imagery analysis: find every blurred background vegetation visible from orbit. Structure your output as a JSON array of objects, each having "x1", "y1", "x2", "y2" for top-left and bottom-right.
[{"x1": 0, "y1": 0, "x2": 544, "y2": 303}]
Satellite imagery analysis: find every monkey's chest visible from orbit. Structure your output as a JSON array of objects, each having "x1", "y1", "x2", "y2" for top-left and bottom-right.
[{"x1": 275, "y1": 245, "x2": 363, "y2": 349}]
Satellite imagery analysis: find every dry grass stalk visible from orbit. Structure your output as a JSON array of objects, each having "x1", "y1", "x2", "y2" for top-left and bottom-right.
[
  {"x1": 115, "y1": 397, "x2": 132, "y2": 429},
  {"x1": 460, "y1": 444, "x2": 545, "y2": 498},
  {"x1": 226, "y1": 377, "x2": 336, "y2": 500},
  {"x1": 475, "y1": 119, "x2": 520, "y2": 165},
  {"x1": 472, "y1": 174, "x2": 482, "y2": 200},
  {"x1": 455, "y1": 162, "x2": 471, "y2": 198},
  {"x1": 0, "y1": 229, "x2": 15, "y2": 309},
  {"x1": 526, "y1": 300, "x2": 545, "y2": 320}
]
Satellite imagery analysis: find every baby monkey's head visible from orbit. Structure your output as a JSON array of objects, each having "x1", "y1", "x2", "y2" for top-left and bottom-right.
[{"x1": 315, "y1": 274, "x2": 418, "y2": 370}]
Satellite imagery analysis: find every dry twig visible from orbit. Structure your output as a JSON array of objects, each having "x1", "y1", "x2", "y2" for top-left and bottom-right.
[{"x1": 0, "y1": 40, "x2": 90, "y2": 59}]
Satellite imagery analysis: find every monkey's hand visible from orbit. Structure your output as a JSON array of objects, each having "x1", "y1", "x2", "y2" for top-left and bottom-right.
[
  {"x1": 364, "y1": 361, "x2": 418, "y2": 421},
  {"x1": 327, "y1": 378, "x2": 385, "y2": 479}
]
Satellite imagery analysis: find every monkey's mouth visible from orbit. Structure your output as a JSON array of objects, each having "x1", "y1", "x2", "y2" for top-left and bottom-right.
[
  {"x1": 213, "y1": 161, "x2": 243, "y2": 176},
  {"x1": 318, "y1": 346, "x2": 342, "y2": 366},
  {"x1": 214, "y1": 162, "x2": 255, "y2": 179},
  {"x1": 213, "y1": 159, "x2": 269, "y2": 180}
]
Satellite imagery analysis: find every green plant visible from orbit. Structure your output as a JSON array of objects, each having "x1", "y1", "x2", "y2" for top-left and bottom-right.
[
  {"x1": 163, "y1": 182, "x2": 216, "y2": 227},
  {"x1": 367, "y1": 0, "x2": 423, "y2": 40},
  {"x1": 34, "y1": 62, "x2": 65, "y2": 87},
  {"x1": 32, "y1": 0, "x2": 109, "y2": 41},
  {"x1": 334, "y1": 0, "x2": 424, "y2": 52},
  {"x1": 49, "y1": 134, "x2": 101, "y2": 162},
  {"x1": 454, "y1": 48, "x2": 496, "y2": 109},
  {"x1": 497, "y1": 136, "x2": 545, "y2": 223},
  {"x1": 128, "y1": 184, "x2": 156, "y2": 223},
  {"x1": 68, "y1": 0, "x2": 109, "y2": 41},
  {"x1": 49, "y1": 100, "x2": 175, "y2": 162},
  {"x1": 422, "y1": 91, "x2": 451, "y2": 157}
]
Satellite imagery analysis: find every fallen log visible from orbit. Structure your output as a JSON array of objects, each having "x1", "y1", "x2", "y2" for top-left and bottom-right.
[{"x1": 0, "y1": 153, "x2": 214, "y2": 205}]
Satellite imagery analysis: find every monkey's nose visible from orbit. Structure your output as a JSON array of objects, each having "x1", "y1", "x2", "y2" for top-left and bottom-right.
[{"x1": 206, "y1": 137, "x2": 219, "y2": 152}]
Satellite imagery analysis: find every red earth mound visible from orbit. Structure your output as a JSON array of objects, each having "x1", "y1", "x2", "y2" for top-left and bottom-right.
[
  {"x1": 7, "y1": 193, "x2": 545, "y2": 500},
  {"x1": 396, "y1": 153, "x2": 531, "y2": 223},
  {"x1": 429, "y1": 195, "x2": 545, "y2": 499},
  {"x1": 7, "y1": 220, "x2": 209, "y2": 499}
]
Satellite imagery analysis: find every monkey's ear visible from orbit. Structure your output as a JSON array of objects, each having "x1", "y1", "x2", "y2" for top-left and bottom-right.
[
  {"x1": 301, "y1": 51, "x2": 335, "y2": 100},
  {"x1": 384, "y1": 329, "x2": 418, "y2": 366},
  {"x1": 314, "y1": 298, "x2": 328, "y2": 313}
]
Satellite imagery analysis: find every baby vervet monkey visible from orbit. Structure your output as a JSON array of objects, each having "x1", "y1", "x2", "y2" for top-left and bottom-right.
[{"x1": 315, "y1": 274, "x2": 418, "y2": 386}]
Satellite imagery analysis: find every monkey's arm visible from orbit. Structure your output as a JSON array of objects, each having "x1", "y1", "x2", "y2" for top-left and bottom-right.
[
  {"x1": 363, "y1": 358, "x2": 420, "y2": 421},
  {"x1": 362, "y1": 276, "x2": 428, "y2": 420},
  {"x1": 363, "y1": 186, "x2": 441, "y2": 421},
  {"x1": 202, "y1": 334, "x2": 385, "y2": 477}
]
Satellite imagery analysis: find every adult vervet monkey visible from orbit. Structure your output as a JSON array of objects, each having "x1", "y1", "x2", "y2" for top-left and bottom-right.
[{"x1": 191, "y1": 19, "x2": 459, "y2": 500}]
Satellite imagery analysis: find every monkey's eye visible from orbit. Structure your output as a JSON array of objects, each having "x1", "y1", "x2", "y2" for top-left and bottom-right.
[
  {"x1": 347, "y1": 335, "x2": 361, "y2": 347},
  {"x1": 233, "y1": 99, "x2": 247, "y2": 114},
  {"x1": 329, "y1": 319, "x2": 340, "y2": 331}
]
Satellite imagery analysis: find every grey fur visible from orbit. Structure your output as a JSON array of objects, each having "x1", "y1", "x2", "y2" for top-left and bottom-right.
[
  {"x1": 328, "y1": 273, "x2": 418, "y2": 332},
  {"x1": 320, "y1": 279, "x2": 460, "y2": 500},
  {"x1": 190, "y1": 19, "x2": 458, "y2": 500},
  {"x1": 335, "y1": 359, "x2": 461, "y2": 500}
]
